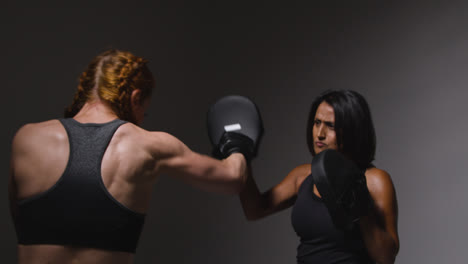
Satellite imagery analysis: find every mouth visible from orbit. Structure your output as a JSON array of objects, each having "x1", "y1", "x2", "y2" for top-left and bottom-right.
[{"x1": 315, "y1": 141, "x2": 326, "y2": 148}]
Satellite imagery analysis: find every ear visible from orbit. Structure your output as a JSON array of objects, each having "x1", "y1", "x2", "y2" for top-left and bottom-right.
[{"x1": 130, "y1": 89, "x2": 142, "y2": 109}]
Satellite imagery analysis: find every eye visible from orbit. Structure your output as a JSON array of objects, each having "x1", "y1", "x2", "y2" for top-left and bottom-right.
[{"x1": 314, "y1": 119, "x2": 321, "y2": 126}]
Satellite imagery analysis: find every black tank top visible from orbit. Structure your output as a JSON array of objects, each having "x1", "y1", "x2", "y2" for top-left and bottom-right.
[
  {"x1": 14, "y1": 118, "x2": 145, "y2": 253},
  {"x1": 291, "y1": 174, "x2": 373, "y2": 263}
]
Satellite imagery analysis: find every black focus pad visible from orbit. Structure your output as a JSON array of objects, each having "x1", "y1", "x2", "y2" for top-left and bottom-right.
[
  {"x1": 207, "y1": 95, "x2": 263, "y2": 158},
  {"x1": 311, "y1": 149, "x2": 373, "y2": 230}
]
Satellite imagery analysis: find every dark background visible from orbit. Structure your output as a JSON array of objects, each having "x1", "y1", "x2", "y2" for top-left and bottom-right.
[{"x1": 2, "y1": 1, "x2": 467, "y2": 263}]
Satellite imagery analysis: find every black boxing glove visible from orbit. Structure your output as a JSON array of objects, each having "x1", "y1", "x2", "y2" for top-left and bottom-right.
[
  {"x1": 312, "y1": 149, "x2": 374, "y2": 230},
  {"x1": 338, "y1": 169, "x2": 373, "y2": 219},
  {"x1": 207, "y1": 95, "x2": 263, "y2": 162},
  {"x1": 212, "y1": 131, "x2": 255, "y2": 161}
]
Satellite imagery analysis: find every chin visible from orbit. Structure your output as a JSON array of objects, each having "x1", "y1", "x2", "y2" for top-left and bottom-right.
[{"x1": 314, "y1": 148, "x2": 325, "y2": 154}]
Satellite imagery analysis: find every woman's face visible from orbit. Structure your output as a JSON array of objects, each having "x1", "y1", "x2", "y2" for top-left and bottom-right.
[{"x1": 312, "y1": 102, "x2": 339, "y2": 154}]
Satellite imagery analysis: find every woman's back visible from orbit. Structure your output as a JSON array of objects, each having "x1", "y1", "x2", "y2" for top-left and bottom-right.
[{"x1": 11, "y1": 118, "x2": 160, "y2": 264}]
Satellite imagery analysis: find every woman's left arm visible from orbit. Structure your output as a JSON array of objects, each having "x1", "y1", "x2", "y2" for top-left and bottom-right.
[{"x1": 360, "y1": 168, "x2": 399, "y2": 264}]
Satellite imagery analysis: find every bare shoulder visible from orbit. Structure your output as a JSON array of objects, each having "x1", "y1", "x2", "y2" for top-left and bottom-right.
[
  {"x1": 287, "y1": 163, "x2": 311, "y2": 190},
  {"x1": 11, "y1": 120, "x2": 68, "y2": 187},
  {"x1": 364, "y1": 167, "x2": 397, "y2": 207},
  {"x1": 288, "y1": 163, "x2": 311, "y2": 177},
  {"x1": 365, "y1": 168, "x2": 395, "y2": 192},
  {"x1": 12, "y1": 120, "x2": 66, "y2": 149},
  {"x1": 119, "y1": 124, "x2": 178, "y2": 142},
  {"x1": 14, "y1": 119, "x2": 64, "y2": 136},
  {"x1": 116, "y1": 123, "x2": 175, "y2": 142},
  {"x1": 116, "y1": 124, "x2": 186, "y2": 158}
]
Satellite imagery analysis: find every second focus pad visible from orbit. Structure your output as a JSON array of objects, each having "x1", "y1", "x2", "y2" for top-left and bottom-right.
[{"x1": 311, "y1": 149, "x2": 371, "y2": 230}]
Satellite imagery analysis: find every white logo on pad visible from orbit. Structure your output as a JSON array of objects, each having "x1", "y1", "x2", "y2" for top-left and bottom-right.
[{"x1": 224, "y1": 123, "x2": 242, "y2": 132}]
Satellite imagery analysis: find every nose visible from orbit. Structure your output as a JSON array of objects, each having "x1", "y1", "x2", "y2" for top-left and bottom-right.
[{"x1": 316, "y1": 123, "x2": 326, "y2": 140}]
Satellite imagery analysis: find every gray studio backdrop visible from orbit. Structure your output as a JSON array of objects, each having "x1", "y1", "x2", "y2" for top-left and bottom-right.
[{"x1": 2, "y1": 1, "x2": 467, "y2": 263}]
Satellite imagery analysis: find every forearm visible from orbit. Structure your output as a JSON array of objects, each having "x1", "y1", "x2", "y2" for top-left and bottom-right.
[
  {"x1": 360, "y1": 211, "x2": 399, "y2": 264},
  {"x1": 239, "y1": 168, "x2": 265, "y2": 220},
  {"x1": 239, "y1": 164, "x2": 301, "y2": 221},
  {"x1": 193, "y1": 152, "x2": 247, "y2": 194},
  {"x1": 160, "y1": 148, "x2": 247, "y2": 194}
]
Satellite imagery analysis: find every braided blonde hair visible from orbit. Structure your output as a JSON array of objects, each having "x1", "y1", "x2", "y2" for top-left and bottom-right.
[{"x1": 64, "y1": 49, "x2": 154, "y2": 123}]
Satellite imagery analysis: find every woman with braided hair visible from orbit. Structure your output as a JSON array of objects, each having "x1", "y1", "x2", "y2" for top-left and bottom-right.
[
  {"x1": 64, "y1": 49, "x2": 153, "y2": 124},
  {"x1": 9, "y1": 49, "x2": 248, "y2": 264}
]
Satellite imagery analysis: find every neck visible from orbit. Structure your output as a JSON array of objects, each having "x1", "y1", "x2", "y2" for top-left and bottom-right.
[{"x1": 73, "y1": 100, "x2": 119, "y2": 123}]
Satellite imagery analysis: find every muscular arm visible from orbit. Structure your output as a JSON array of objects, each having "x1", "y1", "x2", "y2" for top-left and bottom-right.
[
  {"x1": 154, "y1": 132, "x2": 248, "y2": 194},
  {"x1": 360, "y1": 168, "x2": 399, "y2": 264},
  {"x1": 9, "y1": 123, "x2": 33, "y2": 219},
  {"x1": 239, "y1": 164, "x2": 309, "y2": 220}
]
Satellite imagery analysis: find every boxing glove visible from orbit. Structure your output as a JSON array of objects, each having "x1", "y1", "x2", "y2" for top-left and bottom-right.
[{"x1": 311, "y1": 149, "x2": 373, "y2": 230}]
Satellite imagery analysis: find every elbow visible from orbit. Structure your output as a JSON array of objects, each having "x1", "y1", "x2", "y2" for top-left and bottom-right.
[
  {"x1": 372, "y1": 253, "x2": 396, "y2": 264},
  {"x1": 241, "y1": 201, "x2": 266, "y2": 221},
  {"x1": 379, "y1": 255, "x2": 397, "y2": 264},
  {"x1": 373, "y1": 241, "x2": 399, "y2": 264},
  {"x1": 383, "y1": 253, "x2": 397, "y2": 264},
  {"x1": 386, "y1": 236, "x2": 400, "y2": 263},
  {"x1": 390, "y1": 240, "x2": 400, "y2": 263}
]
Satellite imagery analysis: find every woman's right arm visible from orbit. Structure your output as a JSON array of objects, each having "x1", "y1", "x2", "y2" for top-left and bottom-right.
[
  {"x1": 149, "y1": 131, "x2": 248, "y2": 195},
  {"x1": 239, "y1": 164, "x2": 310, "y2": 220}
]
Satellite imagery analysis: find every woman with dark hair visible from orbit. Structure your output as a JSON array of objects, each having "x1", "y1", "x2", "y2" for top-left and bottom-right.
[
  {"x1": 240, "y1": 90, "x2": 399, "y2": 263},
  {"x1": 9, "y1": 49, "x2": 250, "y2": 264}
]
